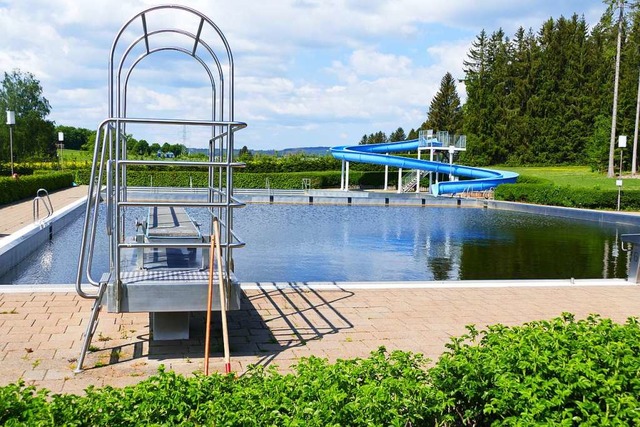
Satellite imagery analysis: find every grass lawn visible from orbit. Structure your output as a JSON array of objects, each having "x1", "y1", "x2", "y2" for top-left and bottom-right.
[
  {"x1": 58, "y1": 148, "x2": 93, "y2": 162},
  {"x1": 498, "y1": 165, "x2": 640, "y2": 190}
]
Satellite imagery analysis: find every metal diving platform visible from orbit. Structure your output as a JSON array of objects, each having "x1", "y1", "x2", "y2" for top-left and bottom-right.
[{"x1": 73, "y1": 5, "x2": 247, "y2": 371}]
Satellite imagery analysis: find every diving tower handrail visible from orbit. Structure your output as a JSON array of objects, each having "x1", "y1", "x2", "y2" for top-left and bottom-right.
[
  {"x1": 117, "y1": 159, "x2": 246, "y2": 168},
  {"x1": 204, "y1": 209, "x2": 245, "y2": 248},
  {"x1": 75, "y1": 117, "x2": 247, "y2": 299},
  {"x1": 209, "y1": 130, "x2": 234, "y2": 143},
  {"x1": 118, "y1": 240, "x2": 245, "y2": 250},
  {"x1": 76, "y1": 121, "x2": 116, "y2": 298},
  {"x1": 117, "y1": 200, "x2": 246, "y2": 208},
  {"x1": 95, "y1": 116, "x2": 247, "y2": 129}
]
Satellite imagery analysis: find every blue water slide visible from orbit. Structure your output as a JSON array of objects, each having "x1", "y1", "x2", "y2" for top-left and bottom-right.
[{"x1": 330, "y1": 138, "x2": 518, "y2": 196}]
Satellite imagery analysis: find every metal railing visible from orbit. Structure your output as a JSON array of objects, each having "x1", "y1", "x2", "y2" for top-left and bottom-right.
[
  {"x1": 75, "y1": 118, "x2": 246, "y2": 299},
  {"x1": 32, "y1": 188, "x2": 54, "y2": 224}
]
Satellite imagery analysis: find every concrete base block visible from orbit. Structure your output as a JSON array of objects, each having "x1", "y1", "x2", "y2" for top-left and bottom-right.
[{"x1": 151, "y1": 312, "x2": 190, "y2": 340}]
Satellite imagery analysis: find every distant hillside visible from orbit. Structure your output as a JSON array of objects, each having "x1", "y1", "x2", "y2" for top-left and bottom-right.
[
  {"x1": 253, "y1": 146, "x2": 332, "y2": 156},
  {"x1": 188, "y1": 146, "x2": 333, "y2": 156}
]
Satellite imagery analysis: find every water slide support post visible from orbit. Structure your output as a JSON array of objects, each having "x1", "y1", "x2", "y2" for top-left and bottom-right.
[
  {"x1": 345, "y1": 161, "x2": 350, "y2": 191},
  {"x1": 384, "y1": 155, "x2": 388, "y2": 190}
]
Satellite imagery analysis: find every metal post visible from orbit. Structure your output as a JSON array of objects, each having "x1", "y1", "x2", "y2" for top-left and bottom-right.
[
  {"x1": 384, "y1": 154, "x2": 388, "y2": 190},
  {"x1": 618, "y1": 148, "x2": 623, "y2": 211},
  {"x1": 633, "y1": 68, "x2": 640, "y2": 175},
  {"x1": 429, "y1": 148, "x2": 434, "y2": 189},
  {"x1": 58, "y1": 132, "x2": 64, "y2": 170},
  {"x1": 345, "y1": 161, "x2": 350, "y2": 191},
  {"x1": 448, "y1": 145, "x2": 455, "y2": 182},
  {"x1": 608, "y1": 0, "x2": 624, "y2": 177},
  {"x1": 415, "y1": 148, "x2": 421, "y2": 193},
  {"x1": 6, "y1": 110, "x2": 15, "y2": 176},
  {"x1": 618, "y1": 135, "x2": 627, "y2": 211},
  {"x1": 397, "y1": 167, "x2": 402, "y2": 193},
  {"x1": 9, "y1": 126, "x2": 14, "y2": 176}
]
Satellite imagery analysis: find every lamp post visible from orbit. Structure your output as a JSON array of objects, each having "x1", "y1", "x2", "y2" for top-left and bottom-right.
[
  {"x1": 617, "y1": 135, "x2": 627, "y2": 211},
  {"x1": 6, "y1": 110, "x2": 15, "y2": 176},
  {"x1": 57, "y1": 132, "x2": 64, "y2": 170}
]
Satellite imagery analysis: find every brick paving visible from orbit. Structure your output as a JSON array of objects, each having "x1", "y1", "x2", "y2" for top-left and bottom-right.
[{"x1": 1, "y1": 284, "x2": 639, "y2": 394}]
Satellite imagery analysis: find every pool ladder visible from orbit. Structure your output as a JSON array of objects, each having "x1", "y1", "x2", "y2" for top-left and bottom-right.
[{"x1": 33, "y1": 188, "x2": 53, "y2": 224}]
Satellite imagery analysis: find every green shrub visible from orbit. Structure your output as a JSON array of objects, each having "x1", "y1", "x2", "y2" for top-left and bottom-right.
[
  {"x1": 515, "y1": 174, "x2": 552, "y2": 185},
  {"x1": 0, "y1": 349, "x2": 435, "y2": 426},
  {"x1": 3, "y1": 315, "x2": 640, "y2": 425},
  {"x1": 0, "y1": 164, "x2": 34, "y2": 176},
  {"x1": 495, "y1": 182, "x2": 640, "y2": 210},
  {"x1": 74, "y1": 170, "x2": 396, "y2": 190},
  {"x1": 0, "y1": 172, "x2": 75, "y2": 205},
  {"x1": 430, "y1": 314, "x2": 640, "y2": 425}
]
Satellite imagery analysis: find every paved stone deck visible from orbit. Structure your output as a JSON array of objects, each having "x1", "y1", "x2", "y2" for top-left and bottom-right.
[{"x1": 1, "y1": 284, "x2": 639, "y2": 394}]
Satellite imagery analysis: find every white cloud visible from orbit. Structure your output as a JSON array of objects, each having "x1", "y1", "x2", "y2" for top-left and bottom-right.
[{"x1": 0, "y1": 0, "x2": 607, "y2": 149}]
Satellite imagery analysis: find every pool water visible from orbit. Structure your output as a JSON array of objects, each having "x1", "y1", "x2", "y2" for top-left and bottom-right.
[{"x1": 0, "y1": 204, "x2": 634, "y2": 284}]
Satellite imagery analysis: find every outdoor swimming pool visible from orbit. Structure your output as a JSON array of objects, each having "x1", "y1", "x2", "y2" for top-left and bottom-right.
[{"x1": 0, "y1": 204, "x2": 634, "y2": 284}]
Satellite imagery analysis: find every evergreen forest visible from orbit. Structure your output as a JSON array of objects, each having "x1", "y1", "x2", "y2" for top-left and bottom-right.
[
  {"x1": 364, "y1": 4, "x2": 640, "y2": 174},
  {"x1": 459, "y1": 5, "x2": 640, "y2": 171}
]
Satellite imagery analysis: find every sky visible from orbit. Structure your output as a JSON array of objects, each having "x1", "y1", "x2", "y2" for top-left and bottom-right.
[{"x1": 0, "y1": 0, "x2": 607, "y2": 151}]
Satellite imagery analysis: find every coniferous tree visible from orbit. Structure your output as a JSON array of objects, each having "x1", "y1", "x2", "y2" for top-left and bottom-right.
[
  {"x1": 463, "y1": 30, "x2": 495, "y2": 165},
  {"x1": 389, "y1": 127, "x2": 406, "y2": 142},
  {"x1": 421, "y1": 72, "x2": 463, "y2": 135},
  {"x1": 461, "y1": 8, "x2": 640, "y2": 168}
]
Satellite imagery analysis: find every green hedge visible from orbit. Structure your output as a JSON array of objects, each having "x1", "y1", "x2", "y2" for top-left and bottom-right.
[
  {"x1": 2, "y1": 315, "x2": 640, "y2": 425},
  {"x1": 495, "y1": 175, "x2": 639, "y2": 209},
  {"x1": 495, "y1": 182, "x2": 640, "y2": 210},
  {"x1": 0, "y1": 164, "x2": 34, "y2": 176},
  {"x1": 0, "y1": 172, "x2": 75, "y2": 205},
  {"x1": 74, "y1": 170, "x2": 396, "y2": 190},
  {"x1": 514, "y1": 174, "x2": 552, "y2": 185}
]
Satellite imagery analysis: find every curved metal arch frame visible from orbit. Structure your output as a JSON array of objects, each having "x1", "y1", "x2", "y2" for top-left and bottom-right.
[
  {"x1": 121, "y1": 46, "x2": 220, "y2": 121},
  {"x1": 108, "y1": 4, "x2": 235, "y2": 121},
  {"x1": 117, "y1": 28, "x2": 226, "y2": 122}
]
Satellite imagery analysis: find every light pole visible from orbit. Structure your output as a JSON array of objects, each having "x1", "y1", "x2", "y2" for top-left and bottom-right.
[
  {"x1": 6, "y1": 110, "x2": 15, "y2": 176},
  {"x1": 617, "y1": 135, "x2": 627, "y2": 211},
  {"x1": 57, "y1": 132, "x2": 64, "y2": 170}
]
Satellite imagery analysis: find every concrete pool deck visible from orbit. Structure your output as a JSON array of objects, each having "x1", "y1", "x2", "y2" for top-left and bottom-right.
[{"x1": 1, "y1": 186, "x2": 639, "y2": 394}]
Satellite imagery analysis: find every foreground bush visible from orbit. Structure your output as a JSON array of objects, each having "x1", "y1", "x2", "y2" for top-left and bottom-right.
[
  {"x1": 430, "y1": 314, "x2": 640, "y2": 425},
  {"x1": 0, "y1": 349, "x2": 434, "y2": 426},
  {"x1": 2, "y1": 315, "x2": 640, "y2": 426}
]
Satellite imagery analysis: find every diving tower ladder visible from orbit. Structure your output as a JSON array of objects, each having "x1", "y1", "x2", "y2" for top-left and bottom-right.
[{"x1": 73, "y1": 5, "x2": 247, "y2": 372}]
